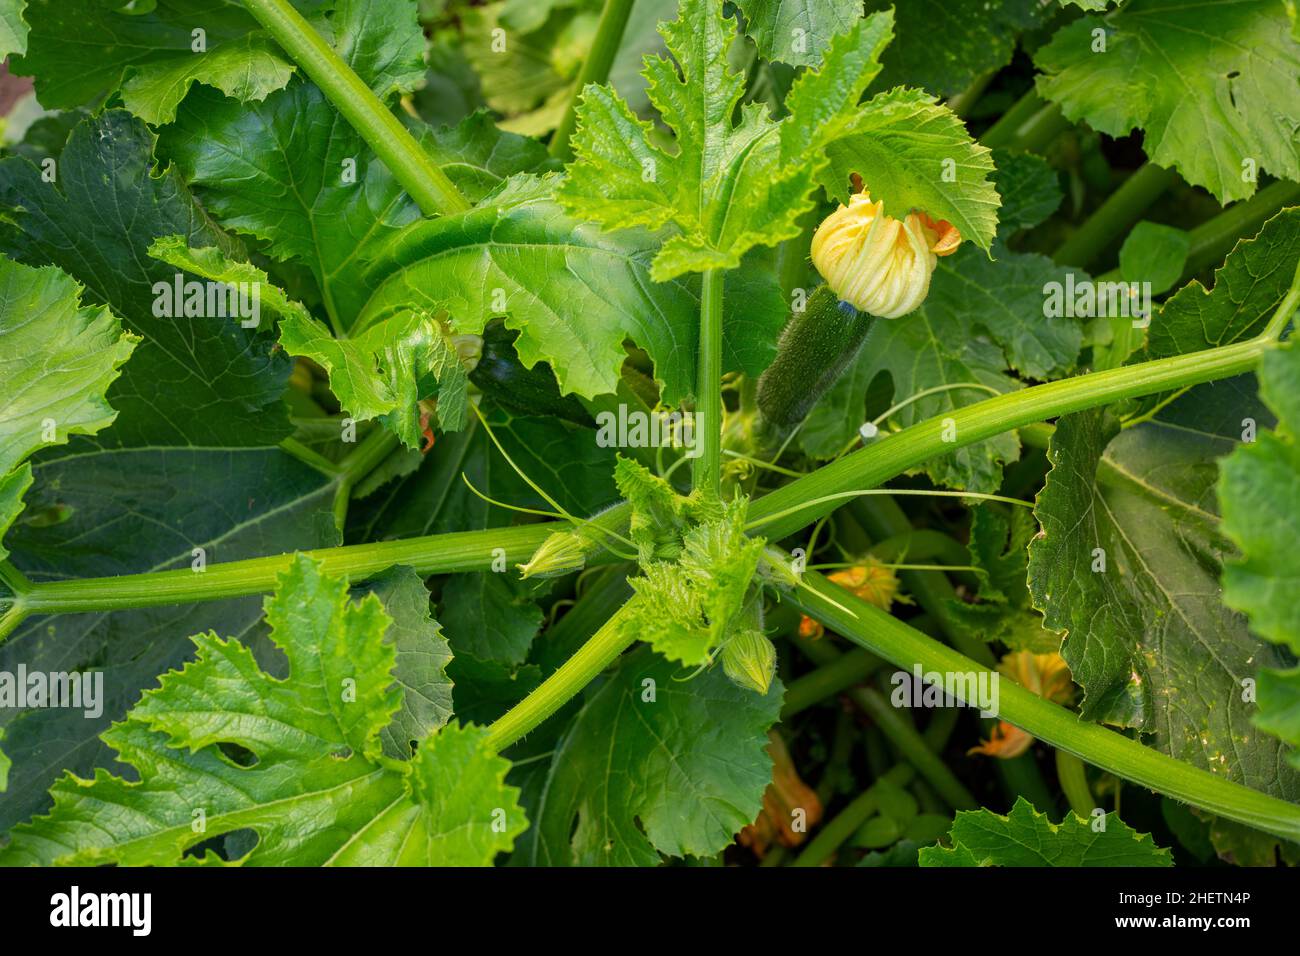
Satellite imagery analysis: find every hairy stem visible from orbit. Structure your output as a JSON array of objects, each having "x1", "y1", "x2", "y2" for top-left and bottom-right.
[
  {"x1": 14, "y1": 524, "x2": 557, "y2": 619},
  {"x1": 549, "y1": 0, "x2": 636, "y2": 161},
  {"x1": 13, "y1": 334, "x2": 1279, "y2": 622},
  {"x1": 484, "y1": 599, "x2": 639, "y2": 750},
  {"x1": 788, "y1": 569, "x2": 1300, "y2": 841},
  {"x1": 242, "y1": 0, "x2": 471, "y2": 217},
  {"x1": 747, "y1": 336, "x2": 1272, "y2": 541},
  {"x1": 695, "y1": 268, "x2": 724, "y2": 495}
]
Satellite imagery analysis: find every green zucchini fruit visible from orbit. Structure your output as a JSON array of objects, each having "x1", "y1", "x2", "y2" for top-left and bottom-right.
[{"x1": 756, "y1": 284, "x2": 873, "y2": 430}]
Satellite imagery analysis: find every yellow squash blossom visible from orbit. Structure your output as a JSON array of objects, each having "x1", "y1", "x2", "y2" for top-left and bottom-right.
[
  {"x1": 810, "y1": 192, "x2": 961, "y2": 318},
  {"x1": 739, "y1": 732, "x2": 823, "y2": 857}
]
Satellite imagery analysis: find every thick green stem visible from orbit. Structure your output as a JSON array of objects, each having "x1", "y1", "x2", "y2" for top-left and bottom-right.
[
  {"x1": 13, "y1": 335, "x2": 1279, "y2": 624},
  {"x1": 484, "y1": 599, "x2": 639, "y2": 750},
  {"x1": 694, "y1": 269, "x2": 724, "y2": 495},
  {"x1": 979, "y1": 88, "x2": 1068, "y2": 153},
  {"x1": 747, "y1": 336, "x2": 1272, "y2": 541},
  {"x1": 13, "y1": 524, "x2": 558, "y2": 618},
  {"x1": 850, "y1": 497, "x2": 993, "y2": 668},
  {"x1": 550, "y1": 0, "x2": 636, "y2": 161},
  {"x1": 788, "y1": 570, "x2": 1300, "y2": 841},
  {"x1": 1054, "y1": 162, "x2": 1179, "y2": 268},
  {"x1": 242, "y1": 0, "x2": 470, "y2": 217}
]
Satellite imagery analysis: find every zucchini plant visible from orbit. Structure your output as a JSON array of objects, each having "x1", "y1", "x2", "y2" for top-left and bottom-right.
[{"x1": 0, "y1": 0, "x2": 1297, "y2": 869}]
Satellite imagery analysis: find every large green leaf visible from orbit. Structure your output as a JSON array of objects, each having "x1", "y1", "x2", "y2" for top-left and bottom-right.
[
  {"x1": 525, "y1": 646, "x2": 782, "y2": 865},
  {"x1": 0, "y1": 556, "x2": 526, "y2": 865},
  {"x1": 734, "y1": 0, "x2": 860, "y2": 67},
  {"x1": 0, "y1": 440, "x2": 341, "y2": 830},
  {"x1": 11, "y1": 0, "x2": 333, "y2": 124},
  {"x1": 1034, "y1": 0, "x2": 1300, "y2": 203},
  {"x1": 1219, "y1": 343, "x2": 1300, "y2": 767},
  {"x1": 1219, "y1": 344, "x2": 1300, "y2": 650},
  {"x1": 920, "y1": 797, "x2": 1172, "y2": 866},
  {"x1": 558, "y1": 0, "x2": 815, "y2": 280},
  {"x1": 440, "y1": 571, "x2": 543, "y2": 667},
  {"x1": 0, "y1": 110, "x2": 292, "y2": 448},
  {"x1": 946, "y1": 506, "x2": 1055, "y2": 651},
  {"x1": 1028, "y1": 379, "x2": 1300, "y2": 802},
  {"x1": 0, "y1": 467, "x2": 29, "y2": 565},
  {"x1": 800, "y1": 240, "x2": 1083, "y2": 491},
  {"x1": 0, "y1": 258, "x2": 136, "y2": 479},
  {"x1": 359, "y1": 174, "x2": 786, "y2": 403},
  {"x1": 0, "y1": 107, "x2": 355, "y2": 826},
  {"x1": 865, "y1": 0, "x2": 1050, "y2": 97},
  {"x1": 817, "y1": 87, "x2": 1000, "y2": 252}
]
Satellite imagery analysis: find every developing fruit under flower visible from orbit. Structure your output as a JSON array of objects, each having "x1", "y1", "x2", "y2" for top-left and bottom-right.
[{"x1": 810, "y1": 192, "x2": 961, "y2": 318}]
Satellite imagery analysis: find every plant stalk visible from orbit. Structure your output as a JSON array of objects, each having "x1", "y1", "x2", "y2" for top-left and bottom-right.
[
  {"x1": 788, "y1": 569, "x2": 1300, "y2": 841},
  {"x1": 242, "y1": 0, "x2": 471, "y2": 217},
  {"x1": 1054, "y1": 162, "x2": 1180, "y2": 269},
  {"x1": 484, "y1": 598, "x2": 639, "y2": 750},
  {"x1": 549, "y1": 0, "x2": 636, "y2": 162},
  {"x1": 695, "y1": 268, "x2": 724, "y2": 495},
  {"x1": 746, "y1": 336, "x2": 1272, "y2": 541}
]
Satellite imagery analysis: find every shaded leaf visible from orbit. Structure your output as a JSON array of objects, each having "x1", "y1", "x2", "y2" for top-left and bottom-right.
[
  {"x1": 1028, "y1": 378, "x2": 1300, "y2": 802},
  {"x1": 735, "y1": 0, "x2": 861, "y2": 67},
  {"x1": 0, "y1": 110, "x2": 292, "y2": 447}
]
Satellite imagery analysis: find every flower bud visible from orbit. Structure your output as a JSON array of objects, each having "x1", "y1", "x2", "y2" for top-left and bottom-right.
[
  {"x1": 721, "y1": 629, "x2": 777, "y2": 695},
  {"x1": 810, "y1": 192, "x2": 960, "y2": 318},
  {"x1": 517, "y1": 530, "x2": 587, "y2": 579}
]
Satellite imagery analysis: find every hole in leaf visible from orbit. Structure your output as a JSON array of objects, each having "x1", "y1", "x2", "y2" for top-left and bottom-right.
[{"x1": 215, "y1": 741, "x2": 258, "y2": 768}]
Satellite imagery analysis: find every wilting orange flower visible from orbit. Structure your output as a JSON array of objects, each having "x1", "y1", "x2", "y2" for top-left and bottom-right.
[
  {"x1": 969, "y1": 651, "x2": 1074, "y2": 759},
  {"x1": 798, "y1": 558, "x2": 899, "y2": 639},
  {"x1": 739, "y1": 732, "x2": 823, "y2": 857},
  {"x1": 810, "y1": 192, "x2": 961, "y2": 318}
]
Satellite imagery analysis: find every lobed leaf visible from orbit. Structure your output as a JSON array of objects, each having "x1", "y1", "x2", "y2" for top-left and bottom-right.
[
  {"x1": 920, "y1": 797, "x2": 1172, "y2": 866},
  {"x1": 0, "y1": 556, "x2": 526, "y2": 866},
  {"x1": 1035, "y1": 0, "x2": 1300, "y2": 203},
  {"x1": 526, "y1": 646, "x2": 781, "y2": 865}
]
